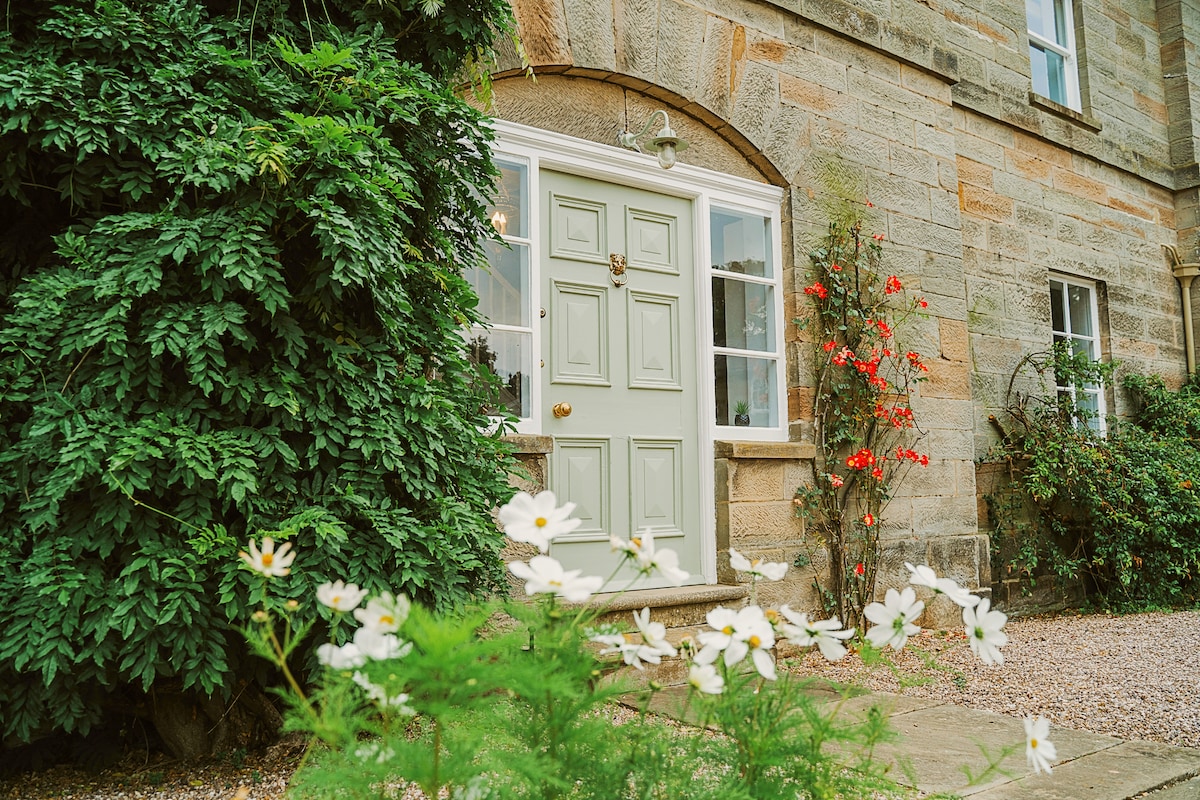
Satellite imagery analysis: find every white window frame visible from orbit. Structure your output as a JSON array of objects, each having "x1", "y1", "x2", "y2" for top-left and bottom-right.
[
  {"x1": 484, "y1": 120, "x2": 785, "y2": 584},
  {"x1": 470, "y1": 154, "x2": 536, "y2": 430},
  {"x1": 1027, "y1": 0, "x2": 1081, "y2": 111},
  {"x1": 1050, "y1": 275, "x2": 1106, "y2": 433}
]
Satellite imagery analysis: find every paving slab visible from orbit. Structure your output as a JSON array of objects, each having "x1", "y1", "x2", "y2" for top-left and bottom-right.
[
  {"x1": 969, "y1": 740, "x2": 1200, "y2": 800},
  {"x1": 1141, "y1": 775, "x2": 1200, "y2": 799},
  {"x1": 624, "y1": 687, "x2": 1200, "y2": 799},
  {"x1": 866, "y1": 702, "x2": 1123, "y2": 796}
]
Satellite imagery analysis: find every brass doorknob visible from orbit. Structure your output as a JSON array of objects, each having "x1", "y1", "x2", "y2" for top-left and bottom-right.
[{"x1": 552, "y1": 402, "x2": 573, "y2": 418}]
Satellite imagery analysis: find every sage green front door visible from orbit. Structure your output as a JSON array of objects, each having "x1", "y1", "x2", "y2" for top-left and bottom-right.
[{"x1": 541, "y1": 170, "x2": 703, "y2": 590}]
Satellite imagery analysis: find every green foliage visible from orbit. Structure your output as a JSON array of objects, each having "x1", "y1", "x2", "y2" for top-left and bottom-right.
[
  {"x1": 0, "y1": 0, "x2": 518, "y2": 745},
  {"x1": 986, "y1": 355, "x2": 1200, "y2": 609},
  {"x1": 794, "y1": 208, "x2": 931, "y2": 629},
  {"x1": 267, "y1": 585, "x2": 915, "y2": 800}
]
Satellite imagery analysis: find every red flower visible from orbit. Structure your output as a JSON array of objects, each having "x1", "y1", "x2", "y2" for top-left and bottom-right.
[
  {"x1": 823, "y1": 340, "x2": 837, "y2": 352},
  {"x1": 865, "y1": 198, "x2": 874, "y2": 208},
  {"x1": 855, "y1": 562, "x2": 865, "y2": 576},
  {"x1": 917, "y1": 297, "x2": 928, "y2": 309},
  {"x1": 919, "y1": 454, "x2": 929, "y2": 466},
  {"x1": 871, "y1": 466, "x2": 883, "y2": 480},
  {"x1": 862, "y1": 513, "x2": 875, "y2": 526},
  {"x1": 884, "y1": 275, "x2": 903, "y2": 295},
  {"x1": 829, "y1": 473, "x2": 844, "y2": 488},
  {"x1": 805, "y1": 282, "x2": 829, "y2": 299},
  {"x1": 831, "y1": 263, "x2": 843, "y2": 272},
  {"x1": 872, "y1": 233, "x2": 885, "y2": 241}
]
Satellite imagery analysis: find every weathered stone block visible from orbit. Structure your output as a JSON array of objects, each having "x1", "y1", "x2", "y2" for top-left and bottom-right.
[{"x1": 730, "y1": 459, "x2": 786, "y2": 502}]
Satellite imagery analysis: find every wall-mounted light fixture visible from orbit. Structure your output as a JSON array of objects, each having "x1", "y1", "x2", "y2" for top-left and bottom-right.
[{"x1": 617, "y1": 109, "x2": 689, "y2": 169}]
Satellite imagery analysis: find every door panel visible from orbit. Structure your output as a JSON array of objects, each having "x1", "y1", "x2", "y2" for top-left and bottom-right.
[
  {"x1": 551, "y1": 281, "x2": 610, "y2": 385},
  {"x1": 542, "y1": 170, "x2": 701, "y2": 590}
]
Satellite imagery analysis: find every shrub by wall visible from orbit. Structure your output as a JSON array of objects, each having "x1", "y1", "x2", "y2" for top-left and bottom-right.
[{"x1": 0, "y1": 0, "x2": 516, "y2": 757}]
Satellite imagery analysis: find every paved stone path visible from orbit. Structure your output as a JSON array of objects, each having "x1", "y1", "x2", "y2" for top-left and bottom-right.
[{"x1": 636, "y1": 687, "x2": 1200, "y2": 798}]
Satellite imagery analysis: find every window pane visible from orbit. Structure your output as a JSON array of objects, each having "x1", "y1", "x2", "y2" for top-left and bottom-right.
[
  {"x1": 1027, "y1": 0, "x2": 1069, "y2": 45},
  {"x1": 714, "y1": 355, "x2": 778, "y2": 428},
  {"x1": 487, "y1": 161, "x2": 527, "y2": 239},
  {"x1": 1030, "y1": 44, "x2": 1068, "y2": 105},
  {"x1": 1068, "y1": 284, "x2": 1093, "y2": 337},
  {"x1": 711, "y1": 209, "x2": 772, "y2": 278},
  {"x1": 712, "y1": 277, "x2": 775, "y2": 352},
  {"x1": 470, "y1": 241, "x2": 529, "y2": 327},
  {"x1": 466, "y1": 328, "x2": 530, "y2": 418},
  {"x1": 1050, "y1": 281, "x2": 1065, "y2": 333}
]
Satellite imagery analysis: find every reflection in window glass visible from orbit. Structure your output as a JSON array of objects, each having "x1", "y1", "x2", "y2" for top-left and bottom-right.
[
  {"x1": 714, "y1": 355, "x2": 778, "y2": 428},
  {"x1": 470, "y1": 241, "x2": 529, "y2": 327},
  {"x1": 710, "y1": 210, "x2": 772, "y2": 278},
  {"x1": 711, "y1": 277, "x2": 775, "y2": 352},
  {"x1": 1026, "y1": 0, "x2": 1078, "y2": 109},
  {"x1": 487, "y1": 161, "x2": 528, "y2": 239},
  {"x1": 467, "y1": 329, "x2": 530, "y2": 418}
]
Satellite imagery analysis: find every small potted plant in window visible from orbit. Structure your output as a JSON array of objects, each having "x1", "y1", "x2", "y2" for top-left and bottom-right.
[{"x1": 733, "y1": 401, "x2": 751, "y2": 427}]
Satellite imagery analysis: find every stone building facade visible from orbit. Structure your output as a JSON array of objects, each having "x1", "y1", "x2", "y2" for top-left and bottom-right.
[{"x1": 476, "y1": 0, "x2": 1198, "y2": 621}]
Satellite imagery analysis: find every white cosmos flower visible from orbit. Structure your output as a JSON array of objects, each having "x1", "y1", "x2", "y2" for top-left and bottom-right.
[
  {"x1": 963, "y1": 597, "x2": 1008, "y2": 665},
  {"x1": 905, "y1": 562, "x2": 939, "y2": 590},
  {"x1": 353, "y1": 592, "x2": 411, "y2": 634},
  {"x1": 1024, "y1": 716, "x2": 1057, "y2": 775},
  {"x1": 937, "y1": 577, "x2": 982, "y2": 608},
  {"x1": 778, "y1": 605, "x2": 855, "y2": 661},
  {"x1": 316, "y1": 580, "x2": 368, "y2": 613},
  {"x1": 864, "y1": 587, "x2": 924, "y2": 650},
  {"x1": 509, "y1": 555, "x2": 604, "y2": 603},
  {"x1": 730, "y1": 548, "x2": 789, "y2": 581},
  {"x1": 591, "y1": 632, "x2": 666, "y2": 671},
  {"x1": 499, "y1": 490, "x2": 581, "y2": 552},
  {"x1": 632, "y1": 607, "x2": 677, "y2": 658},
  {"x1": 633, "y1": 532, "x2": 689, "y2": 586},
  {"x1": 352, "y1": 627, "x2": 411, "y2": 661},
  {"x1": 695, "y1": 605, "x2": 777, "y2": 680},
  {"x1": 238, "y1": 537, "x2": 295, "y2": 578},
  {"x1": 688, "y1": 663, "x2": 725, "y2": 695},
  {"x1": 316, "y1": 641, "x2": 366, "y2": 669},
  {"x1": 352, "y1": 671, "x2": 414, "y2": 713}
]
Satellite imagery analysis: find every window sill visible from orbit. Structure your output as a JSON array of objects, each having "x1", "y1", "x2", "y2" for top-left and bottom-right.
[
  {"x1": 714, "y1": 441, "x2": 815, "y2": 459},
  {"x1": 1028, "y1": 92, "x2": 1102, "y2": 132}
]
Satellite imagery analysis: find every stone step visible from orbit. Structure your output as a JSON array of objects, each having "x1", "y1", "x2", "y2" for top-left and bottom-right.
[
  {"x1": 589, "y1": 583, "x2": 749, "y2": 688},
  {"x1": 590, "y1": 583, "x2": 749, "y2": 630}
]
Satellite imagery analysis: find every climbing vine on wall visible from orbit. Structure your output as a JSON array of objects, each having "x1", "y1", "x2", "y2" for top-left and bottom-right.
[{"x1": 794, "y1": 206, "x2": 932, "y2": 630}]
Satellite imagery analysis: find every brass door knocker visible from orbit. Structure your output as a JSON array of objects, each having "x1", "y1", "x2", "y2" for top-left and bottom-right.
[{"x1": 608, "y1": 253, "x2": 628, "y2": 287}]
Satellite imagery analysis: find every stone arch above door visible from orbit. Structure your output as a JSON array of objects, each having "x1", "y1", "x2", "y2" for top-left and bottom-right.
[{"x1": 485, "y1": 71, "x2": 787, "y2": 186}]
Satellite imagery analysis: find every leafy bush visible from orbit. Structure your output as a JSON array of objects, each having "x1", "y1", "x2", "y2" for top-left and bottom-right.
[
  {"x1": 0, "y1": 0, "x2": 517, "y2": 752},
  {"x1": 986, "y1": 354, "x2": 1200, "y2": 609}
]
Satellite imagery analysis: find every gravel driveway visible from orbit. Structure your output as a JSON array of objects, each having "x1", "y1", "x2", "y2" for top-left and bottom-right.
[{"x1": 6, "y1": 609, "x2": 1198, "y2": 799}]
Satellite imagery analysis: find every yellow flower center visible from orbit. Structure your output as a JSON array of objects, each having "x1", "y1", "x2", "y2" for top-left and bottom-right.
[
  {"x1": 748, "y1": 635, "x2": 762, "y2": 648},
  {"x1": 332, "y1": 595, "x2": 341, "y2": 605},
  {"x1": 261, "y1": 553, "x2": 274, "y2": 566},
  {"x1": 765, "y1": 609, "x2": 779, "y2": 623},
  {"x1": 1030, "y1": 739, "x2": 1038, "y2": 749},
  {"x1": 535, "y1": 517, "x2": 548, "y2": 528},
  {"x1": 379, "y1": 615, "x2": 394, "y2": 626},
  {"x1": 549, "y1": 579, "x2": 562, "y2": 587},
  {"x1": 722, "y1": 625, "x2": 734, "y2": 635},
  {"x1": 631, "y1": 537, "x2": 642, "y2": 548}
]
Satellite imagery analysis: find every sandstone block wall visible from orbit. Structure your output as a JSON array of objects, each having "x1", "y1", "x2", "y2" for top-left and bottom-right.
[{"x1": 485, "y1": 0, "x2": 1200, "y2": 614}]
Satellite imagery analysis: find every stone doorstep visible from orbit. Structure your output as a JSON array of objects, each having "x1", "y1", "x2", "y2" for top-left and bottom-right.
[
  {"x1": 587, "y1": 583, "x2": 750, "y2": 688},
  {"x1": 589, "y1": 583, "x2": 749, "y2": 629}
]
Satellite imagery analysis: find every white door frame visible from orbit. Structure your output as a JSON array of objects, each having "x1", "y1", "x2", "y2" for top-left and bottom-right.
[{"x1": 492, "y1": 120, "x2": 786, "y2": 585}]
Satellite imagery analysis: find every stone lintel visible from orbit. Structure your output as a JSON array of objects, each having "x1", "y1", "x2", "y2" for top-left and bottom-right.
[{"x1": 714, "y1": 440, "x2": 816, "y2": 459}]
